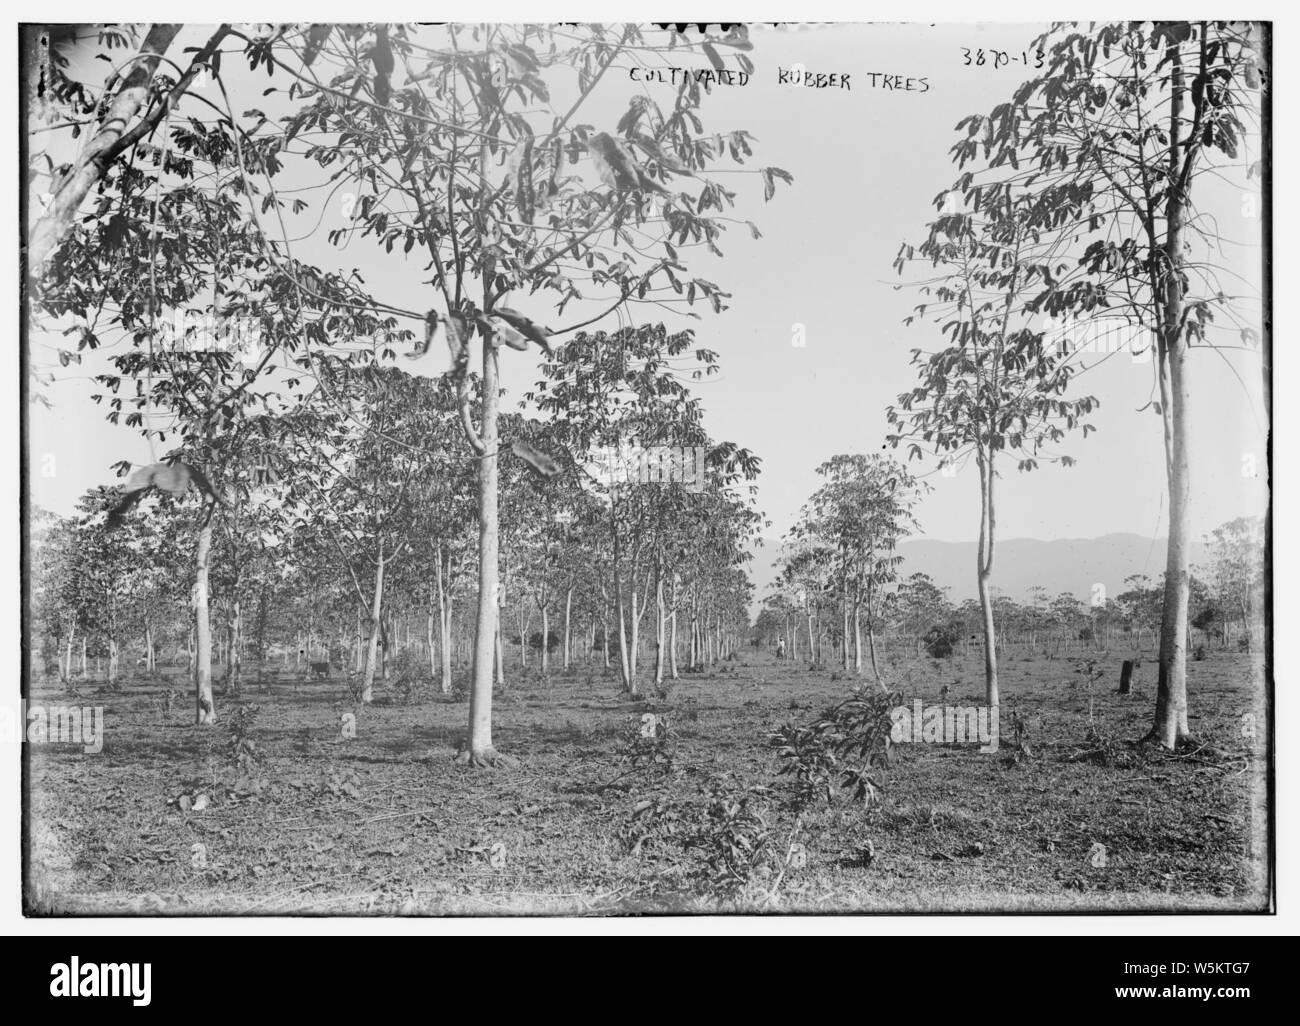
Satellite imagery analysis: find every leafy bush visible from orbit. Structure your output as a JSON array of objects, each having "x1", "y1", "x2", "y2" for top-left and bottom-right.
[
  {"x1": 923, "y1": 623, "x2": 958, "y2": 658},
  {"x1": 528, "y1": 630, "x2": 560, "y2": 653},
  {"x1": 616, "y1": 714, "x2": 677, "y2": 778},
  {"x1": 619, "y1": 781, "x2": 788, "y2": 899},
  {"x1": 387, "y1": 648, "x2": 430, "y2": 704},
  {"x1": 225, "y1": 703, "x2": 262, "y2": 772},
  {"x1": 689, "y1": 786, "x2": 779, "y2": 893},
  {"x1": 770, "y1": 687, "x2": 897, "y2": 809}
]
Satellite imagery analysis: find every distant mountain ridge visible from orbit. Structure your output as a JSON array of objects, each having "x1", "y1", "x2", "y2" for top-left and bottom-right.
[{"x1": 748, "y1": 532, "x2": 1208, "y2": 609}]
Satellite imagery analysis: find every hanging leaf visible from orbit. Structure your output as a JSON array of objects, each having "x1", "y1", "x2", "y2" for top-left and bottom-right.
[
  {"x1": 508, "y1": 134, "x2": 535, "y2": 223},
  {"x1": 701, "y1": 42, "x2": 726, "y2": 74}
]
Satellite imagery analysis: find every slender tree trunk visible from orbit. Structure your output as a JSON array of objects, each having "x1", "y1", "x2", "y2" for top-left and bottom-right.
[
  {"x1": 361, "y1": 549, "x2": 385, "y2": 704},
  {"x1": 668, "y1": 576, "x2": 679, "y2": 680},
  {"x1": 194, "y1": 521, "x2": 215, "y2": 725},
  {"x1": 518, "y1": 606, "x2": 528, "y2": 668},
  {"x1": 462, "y1": 336, "x2": 504, "y2": 764},
  {"x1": 689, "y1": 609, "x2": 698, "y2": 669},
  {"x1": 1144, "y1": 48, "x2": 1197, "y2": 747},
  {"x1": 852, "y1": 589, "x2": 863, "y2": 676},
  {"x1": 602, "y1": 597, "x2": 611, "y2": 670},
  {"x1": 867, "y1": 622, "x2": 881, "y2": 682},
  {"x1": 1148, "y1": 51, "x2": 1194, "y2": 747},
  {"x1": 541, "y1": 605, "x2": 550, "y2": 674},
  {"x1": 254, "y1": 587, "x2": 268, "y2": 683},
  {"x1": 654, "y1": 571, "x2": 666, "y2": 687},
  {"x1": 436, "y1": 548, "x2": 453, "y2": 693},
  {"x1": 976, "y1": 449, "x2": 999, "y2": 714},
  {"x1": 1152, "y1": 324, "x2": 1193, "y2": 744},
  {"x1": 427, "y1": 606, "x2": 437, "y2": 679},
  {"x1": 616, "y1": 574, "x2": 634, "y2": 693},
  {"x1": 562, "y1": 586, "x2": 573, "y2": 670},
  {"x1": 227, "y1": 599, "x2": 241, "y2": 696}
]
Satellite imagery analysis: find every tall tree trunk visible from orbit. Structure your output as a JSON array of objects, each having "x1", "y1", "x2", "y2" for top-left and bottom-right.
[
  {"x1": 434, "y1": 608, "x2": 444, "y2": 681},
  {"x1": 976, "y1": 449, "x2": 999, "y2": 714},
  {"x1": 436, "y1": 546, "x2": 453, "y2": 692},
  {"x1": 361, "y1": 549, "x2": 385, "y2": 704},
  {"x1": 194, "y1": 521, "x2": 215, "y2": 725},
  {"x1": 60, "y1": 630, "x2": 71, "y2": 684},
  {"x1": 852, "y1": 589, "x2": 863, "y2": 676},
  {"x1": 562, "y1": 586, "x2": 573, "y2": 670},
  {"x1": 462, "y1": 339, "x2": 503, "y2": 763},
  {"x1": 518, "y1": 606, "x2": 528, "y2": 668},
  {"x1": 867, "y1": 622, "x2": 881, "y2": 683},
  {"x1": 1152, "y1": 316, "x2": 1192, "y2": 744},
  {"x1": 616, "y1": 574, "x2": 635, "y2": 693},
  {"x1": 440, "y1": 596, "x2": 453, "y2": 694},
  {"x1": 668, "y1": 576, "x2": 680, "y2": 680},
  {"x1": 254, "y1": 587, "x2": 268, "y2": 683},
  {"x1": 654, "y1": 571, "x2": 666, "y2": 687},
  {"x1": 689, "y1": 608, "x2": 698, "y2": 669},
  {"x1": 602, "y1": 596, "x2": 611, "y2": 670},
  {"x1": 1150, "y1": 49, "x2": 1193, "y2": 748},
  {"x1": 227, "y1": 599, "x2": 241, "y2": 696},
  {"x1": 865, "y1": 580, "x2": 882, "y2": 685},
  {"x1": 541, "y1": 605, "x2": 550, "y2": 673}
]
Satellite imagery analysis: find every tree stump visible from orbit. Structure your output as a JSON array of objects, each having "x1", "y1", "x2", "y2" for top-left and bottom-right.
[{"x1": 1118, "y1": 659, "x2": 1139, "y2": 695}]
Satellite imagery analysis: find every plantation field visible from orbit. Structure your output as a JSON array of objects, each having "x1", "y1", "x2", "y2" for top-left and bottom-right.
[{"x1": 26, "y1": 648, "x2": 1269, "y2": 915}]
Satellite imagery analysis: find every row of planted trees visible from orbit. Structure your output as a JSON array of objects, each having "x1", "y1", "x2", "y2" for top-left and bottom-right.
[
  {"x1": 27, "y1": 23, "x2": 790, "y2": 761},
  {"x1": 31, "y1": 321, "x2": 763, "y2": 706},
  {"x1": 880, "y1": 22, "x2": 1265, "y2": 746},
  {"x1": 759, "y1": 515, "x2": 1265, "y2": 667}
]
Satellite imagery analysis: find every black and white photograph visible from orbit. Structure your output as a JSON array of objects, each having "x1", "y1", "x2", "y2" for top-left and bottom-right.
[{"x1": 17, "y1": 15, "x2": 1273, "y2": 920}]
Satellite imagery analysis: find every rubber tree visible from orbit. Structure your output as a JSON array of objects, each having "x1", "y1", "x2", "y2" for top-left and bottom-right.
[
  {"x1": 789, "y1": 454, "x2": 928, "y2": 686},
  {"x1": 889, "y1": 196, "x2": 1097, "y2": 714},
  {"x1": 948, "y1": 21, "x2": 1264, "y2": 745}
]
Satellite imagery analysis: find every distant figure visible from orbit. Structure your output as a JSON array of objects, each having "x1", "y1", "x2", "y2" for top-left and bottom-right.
[
  {"x1": 776, "y1": 637, "x2": 786, "y2": 661},
  {"x1": 310, "y1": 661, "x2": 331, "y2": 680}
]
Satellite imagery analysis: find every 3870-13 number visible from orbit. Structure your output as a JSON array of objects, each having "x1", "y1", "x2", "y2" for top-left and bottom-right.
[{"x1": 962, "y1": 48, "x2": 1045, "y2": 69}]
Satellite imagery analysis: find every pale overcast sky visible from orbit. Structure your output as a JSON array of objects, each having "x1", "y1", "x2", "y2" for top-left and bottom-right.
[{"x1": 27, "y1": 22, "x2": 1269, "y2": 544}]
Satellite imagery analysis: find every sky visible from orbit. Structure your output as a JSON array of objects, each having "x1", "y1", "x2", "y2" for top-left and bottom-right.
[{"x1": 27, "y1": 22, "x2": 1269, "y2": 547}]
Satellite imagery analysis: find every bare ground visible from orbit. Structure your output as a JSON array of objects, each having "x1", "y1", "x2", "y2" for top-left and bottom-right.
[{"x1": 25, "y1": 647, "x2": 1270, "y2": 915}]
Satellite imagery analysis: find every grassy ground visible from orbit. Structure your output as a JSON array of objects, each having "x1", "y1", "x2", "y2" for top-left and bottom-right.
[{"x1": 26, "y1": 646, "x2": 1270, "y2": 915}]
